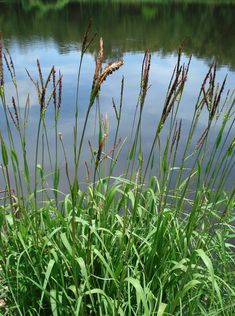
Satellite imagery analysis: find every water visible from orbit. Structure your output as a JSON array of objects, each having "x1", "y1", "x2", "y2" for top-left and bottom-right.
[{"x1": 0, "y1": 1, "x2": 234, "y2": 191}]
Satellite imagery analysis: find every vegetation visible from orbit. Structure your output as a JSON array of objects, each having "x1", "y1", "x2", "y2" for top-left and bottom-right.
[{"x1": 0, "y1": 25, "x2": 235, "y2": 316}]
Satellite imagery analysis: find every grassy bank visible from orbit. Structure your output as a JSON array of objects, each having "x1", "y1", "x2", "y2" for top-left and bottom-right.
[{"x1": 0, "y1": 29, "x2": 235, "y2": 315}]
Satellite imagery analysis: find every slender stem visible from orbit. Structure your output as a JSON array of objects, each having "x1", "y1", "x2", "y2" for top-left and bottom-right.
[
  {"x1": 74, "y1": 56, "x2": 84, "y2": 166},
  {"x1": 34, "y1": 116, "x2": 42, "y2": 209}
]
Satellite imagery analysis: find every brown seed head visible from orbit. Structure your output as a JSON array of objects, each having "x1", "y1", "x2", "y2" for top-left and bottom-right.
[
  {"x1": 209, "y1": 75, "x2": 227, "y2": 121},
  {"x1": 58, "y1": 71, "x2": 62, "y2": 110},
  {"x1": 82, "y1": 20, "x2": 92, "y2": 53},
  {"x1": 176, "y1": 46, "x2": 183, "y2": 75},
  {"x1": 195, "y1": 127, "x2": 209, "y2": 150},
  {"x1": 96, "y1": 114, "x2": 109, "y2": 167},
  {"x1": 98, "y1": 60, "x2": 124, "y2": 87},
  {"x1": 176, "y1": 118, "x2": 182, "y2": 145},
  {"x1": 37, "y1": 59, "x2": 44, "y2": 89},
  {"x1": 52, "y1": 67, "x2": 56, "y2": 109},
  {"x1": 170, "y1": 121, "x2": 178, "y2": 153},
  {"x1": 209, "y1": 63, "x2": 216, "y2": 102},
  {"x1": 8, "y1": 107, "x2": 18, "y2": 129},
  {"x1": 0, "y1": 32, "x2": 3, "y2": 87},
  {"x1": 202, "y1": 85, "x2": 209, "y2": 111},
  {"x1": 90, "y1": 39, "x2": 123, "y2": 105},
  {"x1": 12, "y1": 96, "x2": 19, "y2": 128},
  {"x1": 93, "y1": 37, "x2": 103, "y2": 88},
  {"x1": 215, "y1": 75, "x2": 227, "y2": 110},
  {"x1": 5, "y1": 48, "x2": 15, "y2": 78},
  {"x1": 141, "y1": 50, "x2": 151, "y2": 107},
  {"x1": 40, "y1": 87, "x2": 46, "y2": 114},
  {"x1": 4, "y1": 52, "x2": 12, "y2": 76},
  {"x1": 81, "y1": 20, "x2": 97, "y2": 54},
  {"x1": 202, "y1": 63, "x2": 213, "y2": 90},
  {"x1": 44, "y1": 65, "x2": 54, "y2": 89}
]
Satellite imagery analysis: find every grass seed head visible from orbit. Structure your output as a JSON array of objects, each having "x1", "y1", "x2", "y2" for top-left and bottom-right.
[
  {"x1": 91, "y1": 38, "x2": 124, "y2": 105},
  {"x1": 141, "y1": 50, "x2": 151, "y2": 108},
  {"x1": 93, "y1": 37, "x2": 103, "y2": 89},
  {"x1": 0, "y1": 32, "x2": 3, "y2": 87},
  {"x1": 8, "y1": 107, "x2": 18, "y2": 129},
  {"x1": 58, "y1": 70, "x2": 62, "y2": 110},
  {"x1": 195, "y1": 127, "x2": 209, "y2": 150},
  {"x1": 98, "y1": 60, "x2": 124, "y2": 87},
  {"x1": 12, "y1": 96, "x2": 19, "y2": 128},
  {"x1": 81, "y1": 20, "x2": 97, "y2": 53},
  {"x1": 37, "y1": 59, "x2": 44, "y2": 89},
  {"x1": 4, "y1": 51, "x2": 17, "y2": 84},
  {"x1": 52, "y1": 67, "x2": 57, "y2": 109},
  {"x1": 82, "y1": 19, "x2": 92, "y2": 53},
  {"x1": 5, "y1": 48, "x2": 15, "y2": 79}
]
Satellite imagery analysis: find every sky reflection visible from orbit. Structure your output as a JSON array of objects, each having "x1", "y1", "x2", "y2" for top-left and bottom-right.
[{"x1": 1, "y1": 12, "x2": 235, "y2": 191}]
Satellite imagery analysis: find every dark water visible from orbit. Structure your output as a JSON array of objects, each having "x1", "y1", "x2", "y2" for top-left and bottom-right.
[{"x1": 0, "y1": 1, "x2": 234, "y2": 190}]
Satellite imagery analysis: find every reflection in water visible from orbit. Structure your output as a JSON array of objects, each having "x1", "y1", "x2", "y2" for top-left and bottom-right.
[{"x1": 1, "y1": 1, "x2": 235, "y2": 68}]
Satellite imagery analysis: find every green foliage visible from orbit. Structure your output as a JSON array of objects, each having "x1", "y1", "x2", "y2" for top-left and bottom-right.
[
  {"x1": 0, "y1": 26, "x2": 235, "y2": 315},
  {"x1": 0, "y1": 181, "x2": 234, "y2": 315}
]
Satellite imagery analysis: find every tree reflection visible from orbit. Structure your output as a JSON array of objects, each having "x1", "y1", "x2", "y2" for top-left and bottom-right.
[{"x1": 0, "y1": 1, "x2": 234, "y2": 69}]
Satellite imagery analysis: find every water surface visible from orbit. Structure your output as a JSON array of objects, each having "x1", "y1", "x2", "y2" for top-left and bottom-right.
[{"x1": 0, "y1": 1, "x2": 234, "y2": 191}]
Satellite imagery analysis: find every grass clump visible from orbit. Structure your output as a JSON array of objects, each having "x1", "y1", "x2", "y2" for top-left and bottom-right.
[
  {"x1": 1, "y1": 180, "x2": 235, "y2": 315},
  {"x1": 0, "y1": 28, "x2": 235, "y2": 315}
]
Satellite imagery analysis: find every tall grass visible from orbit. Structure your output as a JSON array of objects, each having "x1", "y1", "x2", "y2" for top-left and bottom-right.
[{"x1": 0, "y1": 29, "x2": 235, "y2": 315}]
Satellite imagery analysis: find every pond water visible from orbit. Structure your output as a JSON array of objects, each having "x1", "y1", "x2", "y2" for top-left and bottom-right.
[{"x1": 0, "y1": 1, "x2": 235, "y2": 191}]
